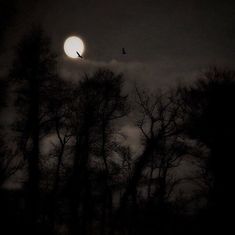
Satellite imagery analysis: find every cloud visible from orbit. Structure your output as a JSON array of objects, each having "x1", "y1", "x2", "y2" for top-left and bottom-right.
[
  {"x1": 59, "y1": 56, "x2": 204, "y2": 94},
  {"x1": 120, "y1": 124, "x2": 142, "y2": 155}
]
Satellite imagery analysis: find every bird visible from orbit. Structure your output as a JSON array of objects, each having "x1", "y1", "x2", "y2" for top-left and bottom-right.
[
  {"x1": 76, "y1": 51, "x2": 83, "y2": 58},
  {"x1": 122, "y1": 47, "x2": 126, "y2": 55}
]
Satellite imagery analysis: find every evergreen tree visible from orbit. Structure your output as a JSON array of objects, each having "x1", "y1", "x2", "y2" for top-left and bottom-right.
[{"x1": 9, "y1": 26, "x2": 58, "y2": 233}]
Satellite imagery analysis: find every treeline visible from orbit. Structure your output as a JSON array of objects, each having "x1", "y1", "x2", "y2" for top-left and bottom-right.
[{"x1": 0, "y1": 27, "x2": 234, "y2": 235}]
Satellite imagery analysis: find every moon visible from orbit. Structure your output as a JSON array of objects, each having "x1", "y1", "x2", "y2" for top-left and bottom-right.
[{"x1": 64, "y1": 36, "x2": 85, "y2": 59}]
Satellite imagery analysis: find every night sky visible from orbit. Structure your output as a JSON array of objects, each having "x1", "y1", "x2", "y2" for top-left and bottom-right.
[
  {"x1": 1, "y1": 3, "x2": 235, "y2": 230},
  {"x1": 1, "y1": 0, "x2": 235, "y2": 88}
]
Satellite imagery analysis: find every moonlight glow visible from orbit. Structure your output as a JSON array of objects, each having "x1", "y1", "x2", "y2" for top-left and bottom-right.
[{"x1": 64, "y1": 36, "x2": 85, "y2": 58}]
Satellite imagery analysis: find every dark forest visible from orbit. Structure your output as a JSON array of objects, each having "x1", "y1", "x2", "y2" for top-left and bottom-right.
[
  {"x1": 1, "y1": 1, "x2": 235, "y2": 235},
  {"x1": 0, "y1": 26, "x2": 234, "y2": 235}
]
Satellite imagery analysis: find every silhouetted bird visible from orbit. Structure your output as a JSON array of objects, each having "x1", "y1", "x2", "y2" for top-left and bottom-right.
[
  {"x1": 122, "y1": 48, "x2": 126, "y2": 55},
  {"x1": 76, "y1": 51, "x2": 83, "y2": 58}
]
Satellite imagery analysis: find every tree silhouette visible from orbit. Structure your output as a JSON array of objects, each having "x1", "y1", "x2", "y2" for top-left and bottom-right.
[
  {"x1": 181, "y1": 67, "x2": 235, "y2": 232},
  {"x1": 42, "y1": 77, "x2": 73, "y2": 232},
  {"x1": 66, "y1": 69, "x2": 128, "y2": 235},
  {"x1": 121, "y1": 88, "x2": 184, "y2": 204},
  {"x1": 0, "y1": 78, "x2": 22, "y2": 187},
  {"x1": 9, "y1": 26, "x2": 58, "y2": 234},
  {"x1": 117, "y1": 87, "x2": 187, "y2": 235}
]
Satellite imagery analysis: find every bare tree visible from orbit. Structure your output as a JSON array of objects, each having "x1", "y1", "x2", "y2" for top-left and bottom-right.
[
  {"x1": 66, "y1": 69, "x2": 128, "y2": 235},
  {"x1": 120, "y1": 87, "x2": 185, "y2": 209}
]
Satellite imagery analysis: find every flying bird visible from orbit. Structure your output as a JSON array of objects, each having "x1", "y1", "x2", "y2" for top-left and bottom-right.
[
  {"x1": 76, "y1": 51, "x2": 83, "y2": 59},
  {"x1": 122, "y1": 47, "x2": 126, "y2": 55}
]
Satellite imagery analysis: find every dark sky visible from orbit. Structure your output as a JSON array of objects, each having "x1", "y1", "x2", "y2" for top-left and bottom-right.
[{"x1": 1, "y1": 0, "x2": 235, "y2": 88}]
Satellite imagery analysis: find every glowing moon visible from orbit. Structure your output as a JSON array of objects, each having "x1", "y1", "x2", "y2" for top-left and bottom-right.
[{"x1": 64, "y1": 36, "x2": 85, "y2": 58}]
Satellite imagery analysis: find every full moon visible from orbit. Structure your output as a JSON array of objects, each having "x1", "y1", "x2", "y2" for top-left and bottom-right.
[{"x1": 64, "y1": 36, "x2": 85, "y2": 59}]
